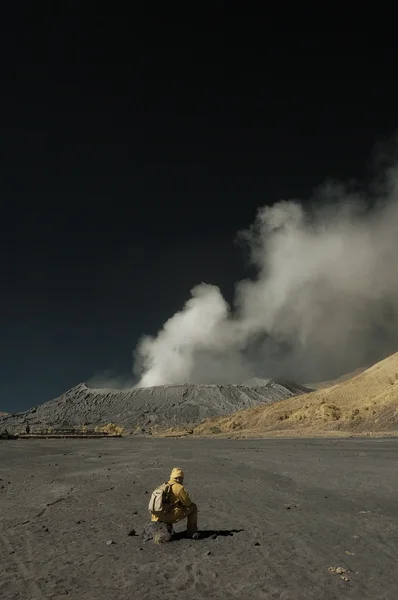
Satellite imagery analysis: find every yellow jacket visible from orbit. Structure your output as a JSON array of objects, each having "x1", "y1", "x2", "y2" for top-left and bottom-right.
[{"x1": 167, "y1": 478, "x2": 192, "y2": 508}]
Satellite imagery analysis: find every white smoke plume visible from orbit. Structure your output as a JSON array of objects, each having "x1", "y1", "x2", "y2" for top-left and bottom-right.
[{"x1": 134, "y1": 157, "x2": 398, "y2": 387}]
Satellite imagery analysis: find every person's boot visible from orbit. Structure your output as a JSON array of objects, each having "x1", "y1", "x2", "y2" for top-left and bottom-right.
[{"x1": 186, "y1": 529, "x2": 200, "y2": 540}]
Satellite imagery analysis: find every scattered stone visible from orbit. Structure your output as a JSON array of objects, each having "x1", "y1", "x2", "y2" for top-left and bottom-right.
[
  {"x1": 206, "y1": 550, "x2": 211, "y2": 556},
  {"x1": 133, "y1": 510, "x2": 138, "y2": 515},
  {"x1": 210, "y1": 534, "x2": 218, "y2": 540},
  {"x1": 341, "y1": 575, "x2": 350, "y2": 582},
  {"x1": 144, "y1": 490, "x2": 148, "y2": 495},
  {"x1": 127, "y1": 529, "x2": 136, "y2": 537},
  {"x1": 345, "y1": 550, "x2": 355, "y2": 555},
  {"x1": 254, "y1": 542, "x2": 261, "y2": 546},
  {"x1": 106, "y1": 540, "x2": 115, "y2": 546},
  {"x1": 141, "y1": 522, "x2": 173, "y2": 544},
  {"x1": 328, "y1": 566, "x2": 348, "y2": 574},
  {"x1": 76, "y1": 521, "x2": 81, "y2": 525}
]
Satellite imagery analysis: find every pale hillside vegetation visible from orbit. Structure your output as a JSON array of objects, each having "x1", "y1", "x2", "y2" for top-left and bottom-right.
[{"x1": 194, "y1": 352, "x2": 398, "y2": 437}]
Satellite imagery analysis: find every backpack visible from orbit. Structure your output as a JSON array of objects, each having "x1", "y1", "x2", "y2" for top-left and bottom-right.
[{"x1": 148, "y1": 482, "x2": 175, "y2": 515}]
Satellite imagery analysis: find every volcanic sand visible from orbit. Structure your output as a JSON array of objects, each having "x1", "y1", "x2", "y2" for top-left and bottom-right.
[{"x1": 1, "y1": 436, "x2": 398, "y2": 599}]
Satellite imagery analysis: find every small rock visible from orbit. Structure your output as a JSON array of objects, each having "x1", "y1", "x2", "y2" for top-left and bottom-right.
[
  {"x1": 345, "y1": 550, "x2": 354, "y2": 556},
  {"x1": 127, "y1": 529, "x2": 136, "y2": 537},
  {"x1": 106, "y1": 540, "x2": 114, "y2": 546},
  {"x1": 133, "y1": 510, "x2": 138, "y2": 515},
  {"x1": 144, "y1": 490, "x2": 148, "y2": 495},
  {"x1": 341, "y1": 575, "x2": 350, "y2": 582},
  {"x1": 206, "y1": 550, "x2": 211, "y2": 556},
  {"x1": 107, "y1": 468, "x2": 111, "y2": 471},
  {"x1": 210, "y1": 534, "x2": 217, "y2": 540},
  {"x1": 76, "y1": 521, "x2": 81, "y2": 525},
  {"x1": 328, "y1": 566, "x2": 347, "y2": 574},
  {"x1": 254, "y1": 542, "x2": 261, "y2": 546}
]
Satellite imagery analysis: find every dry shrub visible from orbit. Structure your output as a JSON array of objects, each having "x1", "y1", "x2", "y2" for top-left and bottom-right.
[
  {"x1": 350, "y1": 408, "x2": 360, "y2": 420},
  {"x1": 96, "y1": 423, "x2": 124, "y2": 435},
  {"x1": 278, "y1": 411, "x2": 291, "y2": 421},
  {"x1": 209, "y1": 426, "x2": 222, "y2": 434},
  {"x1": 317, "y1": 403, "x2": 341, "y2": 421}
]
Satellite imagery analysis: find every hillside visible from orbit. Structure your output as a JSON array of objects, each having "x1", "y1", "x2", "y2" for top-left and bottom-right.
[
  {"x1": 0, "y1": 380, "x2": 311, "y2": 433},
  {"x1": 307, "y1": 366, "x2": 367, "y2": 390},
  {"x1": 194, "y1": 352, "x2": 398, "y2": 437}
]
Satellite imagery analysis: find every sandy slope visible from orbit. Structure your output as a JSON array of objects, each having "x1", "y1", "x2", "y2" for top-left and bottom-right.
[
  {"x1": 194, "y1": 352, "x2": 398, "y2": 436},
  {"x1": 1, "y1": 437, "x2": 397, "y2": 600},
  {"x1": 0, "y1": 381, "x2": 310, "y2": 434},
  {"x1": 307, "y1": 367, "x2": 367, "y2": 390}
]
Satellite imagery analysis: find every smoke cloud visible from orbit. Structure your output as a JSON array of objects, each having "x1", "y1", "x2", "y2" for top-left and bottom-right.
[{"x1": 134, "y1": 156, "x2": 398, "y2": 387}]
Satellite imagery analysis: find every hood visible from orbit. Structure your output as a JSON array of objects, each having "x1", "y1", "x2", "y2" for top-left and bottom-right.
[{"x1": 170, "y1": 467, "x2": 184, "y2": 482}]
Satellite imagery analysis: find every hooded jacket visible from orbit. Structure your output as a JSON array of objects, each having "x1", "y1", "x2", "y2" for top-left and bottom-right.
[{"x1": 167, "y1": 467, "x2": 192, "y2": 508}]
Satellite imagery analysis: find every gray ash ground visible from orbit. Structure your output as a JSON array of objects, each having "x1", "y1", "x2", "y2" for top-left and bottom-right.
[
  {"x1": 0, "y1": 380, "x2": 311, "y2": 433},
  {"x1": 1, "y1": 436, "x2": 398, "y2": 599}
]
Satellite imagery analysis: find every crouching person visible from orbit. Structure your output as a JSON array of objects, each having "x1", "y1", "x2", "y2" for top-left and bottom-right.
[{"x1": 149, "y1": 467, "x2": 199, "y2": 539}]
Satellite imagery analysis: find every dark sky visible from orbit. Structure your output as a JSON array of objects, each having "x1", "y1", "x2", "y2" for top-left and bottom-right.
[{"x1": 1, "y1": 13, "x2": 398, "y2": 412}]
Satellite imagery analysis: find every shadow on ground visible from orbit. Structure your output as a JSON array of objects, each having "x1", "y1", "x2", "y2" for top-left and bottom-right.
[{"x1": 172, "y1": 529, "x2": 244, "y2": 541}]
